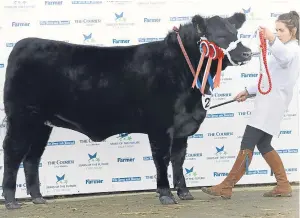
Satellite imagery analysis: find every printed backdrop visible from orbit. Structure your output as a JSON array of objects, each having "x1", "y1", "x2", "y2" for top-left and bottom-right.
[{"x1": 0, "y1": 0, "x2": 299, "y2": 199}]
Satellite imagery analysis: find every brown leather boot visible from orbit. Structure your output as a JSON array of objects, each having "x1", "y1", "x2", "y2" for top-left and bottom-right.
[
  {"x1": 262, "y1": 150, "x2": 292, "y2": 197},
  {"x1": 202, "y1": 149, "x2": 253, "y2": 199}
]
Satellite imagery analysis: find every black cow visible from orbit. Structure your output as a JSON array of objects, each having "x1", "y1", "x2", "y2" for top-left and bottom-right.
[{"x1": 1, "y1": 12, "x2": 252, "y2": 209}]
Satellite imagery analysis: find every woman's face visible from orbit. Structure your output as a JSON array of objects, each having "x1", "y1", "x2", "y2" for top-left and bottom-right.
[{"x1": 275, "y1": 21, "x2": 295, "y2": 43}]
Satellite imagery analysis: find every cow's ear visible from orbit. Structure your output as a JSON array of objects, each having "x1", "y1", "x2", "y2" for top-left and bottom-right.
[
  {"x1": 226, "y1": 12, "x2": 246, "y2": 29},
  {"x1": 192, "y1": 15, "x2": 207, "y2": 35}
]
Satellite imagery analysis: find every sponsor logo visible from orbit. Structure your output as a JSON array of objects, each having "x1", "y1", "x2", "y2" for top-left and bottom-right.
[
  {"x1": 12, "y1": 22, "x2": 30, "y2": 27},
  {"x1": 137, "y1": 37, "x2": 164, "y2": 43},
  {"x1": 112, "y1": 39, "x2": 130, "y2": 44},
  {"x1": 47, "y1": 140, "x2": 75, "y2": 146},
  {"x1": 44, "y1": 1, "x2": 63, "y2": 5},
  {"x1": 241, "y1": 73, "x2": 258, "y2": 78},
  {"x1": 206, "y1": 113, "x2": 234, "y2": 118},
  {"x1": 188, "y1": 134, "x2": 204, "y2": 139},
  {"x1": 71, "y1": 1, "x2": 103, "y2": 4},
  {"x1": 144, "y1": 18, "x2": 161, "y2": 22},
  {"x1": 112, "y1": 177, "x2": 141, "y2": 182},
  {"x1": 117, "y1": 157, "x2": 135, "y2": 162},
  {"x1": 40, "y1": 20, "x2": 70, "y2": 25},
  {"x1": 85, "y1": 179, "x2": 103, "y2": 184}
]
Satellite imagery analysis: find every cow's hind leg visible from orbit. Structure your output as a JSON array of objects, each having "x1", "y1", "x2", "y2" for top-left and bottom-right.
[
  {"x1": 23, "y1": 124, "x2": 52, "y2": 204},
  {"x1": 149, "y1": 133, "x2": 178, "y2": 205},
  {"x1": 171, "y1": 137, "x2": 194, "y2": 200}
]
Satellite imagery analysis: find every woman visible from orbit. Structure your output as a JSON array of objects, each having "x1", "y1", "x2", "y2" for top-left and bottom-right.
[{"x1": 202, "y1": 11, "x2": 300, "y2": 199}]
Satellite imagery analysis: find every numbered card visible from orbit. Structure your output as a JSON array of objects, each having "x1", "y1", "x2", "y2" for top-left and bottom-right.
[{"x1": 202, "y1": 94, "x2": 212, "y2": 110}]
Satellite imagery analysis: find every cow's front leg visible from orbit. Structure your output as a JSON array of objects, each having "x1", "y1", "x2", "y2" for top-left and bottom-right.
[
  {"x1": 171, "y1": 137, "x2": 194, "y2": 200},
  {"x1": 149, "y1": 133, "x2": 178, "y2": 205}
]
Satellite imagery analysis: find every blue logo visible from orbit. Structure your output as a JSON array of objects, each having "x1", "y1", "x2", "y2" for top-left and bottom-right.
[
  {"x1": 169, "y1": 16, "x2": 192, "y2": 21},
  {"x1": 86, "y1": 179, "x2": 103, "y2": 184},
  {"x1": 56, "y1": 174, "x2": 67, "y2": 184},
  {"x1": 0, "y1": 64, "x2": 4, "y2": 68},
  {"x1": 47, "y1": 140, "x2": 75, "y2": 146},
  {"x1": 241, "y1": 73, "x2": 258, "y2": 78},
  {"x1": 6, "y1": 43, "x2": 15, "y2": 47},
  {"x1": 12, "y1": 22, "x2": 30, "y2": 27},
  {"x1": 280, "y1": 130, "x2": 292, "y2": 135},
  {"x1": 112, "y1": 177, "x2": 141, "y2": 182},
  {"x1": 88, "y1": 153, "x2": 99, "y2": 161},
  {"x1": 78, "y1": 153, "x2": 108, "y2": 168},
  {"x1": 115, "y1": 12, "x2": 125, "y2": 21},
  {"x1": 206, "y1": 113, "x2": 234, "y2": 118},
  {"x1": 44, "y1": 1, "x2": 63, "y2": 5},
  {"x1": 72, "y1": 1, "x2": 103, "y2": 4},
  {"x1": 112, "y1": 39, "x2": 130, "y2": 44},
  {"x1": 144, "y1": 18, "x2": 161, "y2": 22},
  {"x1": 40, "y1": 20, "x2": 70, "y2": 25},
  {"x1": 188, "y1": 133, "x2": 204, "y2": 139},
  {"x1": 117, "y1": 157, "x2": 135, "y2": 162},
  {"x1": 216, "y1": 146, "x2": 225, "y2": 154},
  {"x1": 247, "y1": 170, "x2": 268, "y2": 175},
  {"x1": 214, "y1": 172, "x2": 228, "y2": 177},
  {"x1": 138, "y1": 38, "x2": 164, "y2": 43},
  {"x1": 143, "y1": 156, "x2": 153, "y2": 161},
  {"x1": 207, "y1": 146, "x2": 235, "y2": 162},
  {"x1": 185, "y1": 167, "x2": 205, "y2": 181}
]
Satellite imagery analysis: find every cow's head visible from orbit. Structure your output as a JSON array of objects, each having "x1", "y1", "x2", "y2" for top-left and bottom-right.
[{"x1": 191, "y1": 12, "x2": 252, "y2": 67}]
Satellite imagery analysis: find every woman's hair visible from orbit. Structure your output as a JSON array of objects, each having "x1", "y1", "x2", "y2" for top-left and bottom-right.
[{"x1": 277, "y1": 11, "x2": 299, "y2": 41}]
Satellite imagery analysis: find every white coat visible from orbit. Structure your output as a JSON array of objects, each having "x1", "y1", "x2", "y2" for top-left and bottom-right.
[{"x1": 246, "y1": 37, "x2": 300, "y2": 137}]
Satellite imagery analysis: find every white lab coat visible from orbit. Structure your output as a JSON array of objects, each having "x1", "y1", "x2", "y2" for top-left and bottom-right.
[{"x1": 246, "y1": 37, "x2": 300, "y2": 137}]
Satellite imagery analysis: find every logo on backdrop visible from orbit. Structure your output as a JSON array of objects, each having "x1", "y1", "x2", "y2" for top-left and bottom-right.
[
  {"x1": 44, "y1": 1, "x2": 63, "y2": 6},
  {"x1": 47, "y1": 140, "x2": 75, "y2": 146},
  {"x1": 106, "y1": 12, "x2": 135, "y2": 28},
  {"x1": 188, "y1": 133, "x2": 204, "y2": 139},
  {"x1": 185, "y1": 152, "x2": 202, "y2": 161},
  {"x1": 207, "y1": 132, "x2": 234, "y2": 140},
  {"x1": 138, "y1": 37, "x2": 164, "y2": 43},
  {"x1": 206, "y1": 113, "x2": 234, "y2": 118},
  {"x1": 206, "y1": 146, "x2": 235, "y2": 163},
  {"x1": 112, "y1": 177, "x2": 141, "y2": 183},
  {"x1": 3, "y1": 1, "x2": 36, "y2": 10},
  {"x1": 78, "y1": 152, "x2": 109, "y2": 170},
  {"x1": 71, "y1": 1, "x2": 103, "y2": 4},
  {"x1": 184, "y1": 166, "x2": 205, "y2": 184},
  {"x1": 46, "y1": 174, "x2": 77, "y2": 192},
  {"x1": 48, "y1": 159, "x2": 75, "y2": 168},
  {"x1": 106, "y1": 133, "x2": 140, "y2": 149}
]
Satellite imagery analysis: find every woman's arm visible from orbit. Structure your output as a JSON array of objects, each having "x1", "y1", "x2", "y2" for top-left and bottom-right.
[
  {"x1": 245, "y1": 84, "x2": 257, "y2": 95},
  {"x1": 268, "y1": 37, "x2": 295, "y2": 68}
]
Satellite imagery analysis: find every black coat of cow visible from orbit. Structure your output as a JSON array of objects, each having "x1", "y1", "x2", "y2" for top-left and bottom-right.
[{"x1": 1, "y1": 12, "x2": 252, "y2": 209}]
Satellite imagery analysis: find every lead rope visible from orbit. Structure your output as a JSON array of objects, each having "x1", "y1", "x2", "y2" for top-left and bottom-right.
[
  {"x1": 258, "y1": 30, "x2": 272, "y2": 95},
  {"x1": 247, "y1": 28, "x2": 272, "y2": 95}
]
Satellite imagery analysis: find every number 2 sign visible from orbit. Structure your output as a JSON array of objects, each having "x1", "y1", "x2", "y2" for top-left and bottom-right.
[{"x1": 201, "y1": 94, "x2": 212, "y2": 110}]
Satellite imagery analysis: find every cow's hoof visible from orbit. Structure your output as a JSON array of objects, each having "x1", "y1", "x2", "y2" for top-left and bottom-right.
[
  {"x1": 5, "y1": 201, "x2": 22, "y2": 210},
  {"x1": 177, "y1": 189, "x2": 194, "y2": 200},
  {"x1": 159, "y1": 195, "x2": 178, "y2": 205},
  {"x1": 32, "y1": 197, "x2": 47, "y2": 204},
  {"x1": 158, "y1": 188, "x2": 178, "y2": 205}
]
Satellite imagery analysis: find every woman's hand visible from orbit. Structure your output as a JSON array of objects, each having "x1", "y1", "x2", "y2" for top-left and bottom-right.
[
  {"x1": 235, "y1": 90, "x2": 249, "y2": 102},
  {"x1": 259, "y1": 26, "x2": 276, "y2": 43}
]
